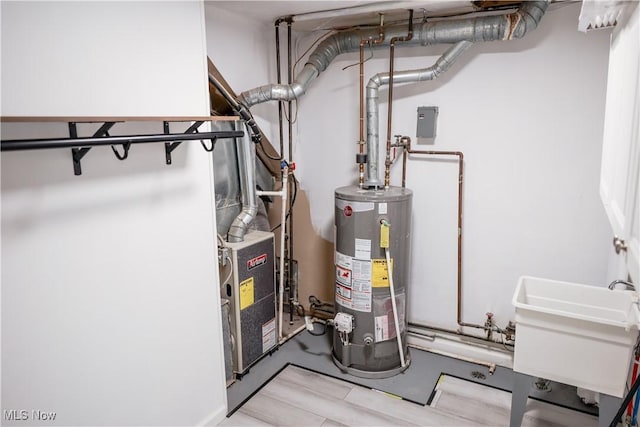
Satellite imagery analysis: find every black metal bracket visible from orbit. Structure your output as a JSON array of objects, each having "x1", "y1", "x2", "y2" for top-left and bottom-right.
[
  {"x1": 164, "y1": 120, "x2": 205, "y2": 165},
  {"x1": 71, "y1": 121, "x2": 115, "y2": 175},
  {"x1": 2, "y1": 120, "x2": 242, "y2": 175}
]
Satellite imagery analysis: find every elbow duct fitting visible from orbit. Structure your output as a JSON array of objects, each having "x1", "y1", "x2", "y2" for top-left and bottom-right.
[
  {"x1": 227, "y1": 121, "x2": 259, "y2": 243},
  {"x1": 238, "y1": 1, "x2": 548, "y2": 109},
  {"x1": 365, "y1": 40, "x2": 473, "y2": 187}
]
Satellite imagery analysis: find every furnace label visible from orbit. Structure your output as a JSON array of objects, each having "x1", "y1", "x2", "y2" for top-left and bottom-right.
[
  {"x1": 239, "y1": 277, "x2": 255, "y2": 310},
  {"x1": 262, "y1": 318, "x2": 276, "y2": 352}
]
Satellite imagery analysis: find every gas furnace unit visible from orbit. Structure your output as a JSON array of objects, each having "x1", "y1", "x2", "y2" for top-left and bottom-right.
[{"x1": 222, "y1": 230, "x2": 277, "y2": 375}]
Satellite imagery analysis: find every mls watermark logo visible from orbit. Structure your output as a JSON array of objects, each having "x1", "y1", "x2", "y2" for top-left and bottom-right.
[{"x1": 4, "y1": 409, "x2": 57, "y2": 421}]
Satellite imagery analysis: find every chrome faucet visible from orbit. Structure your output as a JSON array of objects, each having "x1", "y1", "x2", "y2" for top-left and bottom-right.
[{"x1": 608, "y1": 279, "x2": 636, "y2": 291}]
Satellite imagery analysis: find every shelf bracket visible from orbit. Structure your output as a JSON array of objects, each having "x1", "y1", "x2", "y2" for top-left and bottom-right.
[
  {"x1": 71, "y1": 121, "x2": 115, "y2": 175},
  {"x1": 164, "y1": 120, "x2": 204, "y2": 165}
]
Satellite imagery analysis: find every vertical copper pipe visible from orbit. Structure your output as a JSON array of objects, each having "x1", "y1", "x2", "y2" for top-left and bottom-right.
[
  {"x1": 358, "y1": 40, "x2": 366, "y2": 187},
  {"x1": 385, "y1": 10, "x2": 413, "y2": 189},
  {"x1": 402, "y1": 138, "x2": 485, "y2": 331},
  {"x1": 287, "y1": 18, "x2": 295, "y2": 324}
]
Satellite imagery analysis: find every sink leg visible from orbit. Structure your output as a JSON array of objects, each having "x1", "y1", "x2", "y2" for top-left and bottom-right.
[
  {"x1": 599, "y1": 393, "x2": 622, "y2": 427},
  {"x1": 510, "y1": 372, "x2": 534, "y2": 427}
]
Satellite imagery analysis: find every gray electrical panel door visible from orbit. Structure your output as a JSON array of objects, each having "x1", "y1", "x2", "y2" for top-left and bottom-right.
[{"x1": 416, "y1": 106, "x2": 438, "y2": 139}]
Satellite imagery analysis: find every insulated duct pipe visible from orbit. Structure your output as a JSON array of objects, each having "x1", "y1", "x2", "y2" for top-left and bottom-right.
[
  {"x1": 238, "y1": 1, "x2": 548, "y2": 108},
  {"x1": 366, "y1": 40, "x2": 473, "y2": 187},
  {"x1": 228, "y1": 122, "x2": 258, "y2": 243}
]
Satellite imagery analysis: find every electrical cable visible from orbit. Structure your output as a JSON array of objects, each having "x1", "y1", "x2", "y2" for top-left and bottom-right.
[
  {"x1": 293, "y1": 30, "x2": 334, "y2": 73},
  {"x1": 271, "y1": 173, "x2": 298, "y2": 232},
  {"x1": 259, "y1": 138, "x2": 283, "y2": 160},
  {"x1": 342, "y1": 44, "x2": 374, "y2": 71},
  {"x1": 282, "y1": 99, "x2": 299, "y2": 124}
]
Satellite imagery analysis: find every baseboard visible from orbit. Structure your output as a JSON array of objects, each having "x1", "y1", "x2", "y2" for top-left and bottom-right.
[
  {"x1": 407, "y1": 329, "x2": 514, "y2": 369},
  {"x1": 196, "y1": 405, "x2": 227, "y2": 427}
]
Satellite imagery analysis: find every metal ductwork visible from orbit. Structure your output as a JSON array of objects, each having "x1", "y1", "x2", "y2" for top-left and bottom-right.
[
  {"x1": 365, "y1": 40, "x2": 473, "y2": 187},
  {"x1": 238, "y1": 1, "x2": 549, "y2": 109},
  {"x1": 227, "y1": 121, "x2": 258, "y2": 243}
]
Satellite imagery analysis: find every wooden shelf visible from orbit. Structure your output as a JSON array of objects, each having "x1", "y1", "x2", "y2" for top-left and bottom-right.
[{"x1": 0, "y1": 116, "x2": 239, "y2": 123}]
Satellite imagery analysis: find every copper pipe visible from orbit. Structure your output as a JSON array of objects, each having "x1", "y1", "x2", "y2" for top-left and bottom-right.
[
  {"x1": 358, "y1": 15, "x2": 385, "y2": 188},
  {"x1": 384, "y1": 10, "x2": 413, "y2": 189},
  {"x1": 401, "y1": 136, "x2": 486, "y2": 331},
  {"x1": 358, "y1": 40, "x2": 365, "y2": 187}
]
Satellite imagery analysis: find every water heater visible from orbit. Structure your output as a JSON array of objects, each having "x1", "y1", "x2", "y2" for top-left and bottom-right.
[{"x1": 333, "y1": 185, "x2": 412, "y2": 378}]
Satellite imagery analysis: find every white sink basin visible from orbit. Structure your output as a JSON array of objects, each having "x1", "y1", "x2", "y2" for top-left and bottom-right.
[{"x1": 513, "y1": 276, "x2": 640, "y2": 397}]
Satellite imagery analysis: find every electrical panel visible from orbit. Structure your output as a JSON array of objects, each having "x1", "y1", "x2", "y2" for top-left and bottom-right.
[
  {"x1": 416, "y1": 106, "x2": 438, "y2": 140},
  {"x1": 221, "y1": 230, "x2": 277, "y2": 375}
]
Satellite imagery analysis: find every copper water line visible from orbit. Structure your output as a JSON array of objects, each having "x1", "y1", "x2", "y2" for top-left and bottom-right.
[
  {"x1": 358, "y1": 15, "x2": 385, "y2": 187},
  {"x1": 384, "y1": 10, "x2": 413, "y2": 189},
  {"x1": 400, "y1": 136, "x2": 485, "y2": 331}
]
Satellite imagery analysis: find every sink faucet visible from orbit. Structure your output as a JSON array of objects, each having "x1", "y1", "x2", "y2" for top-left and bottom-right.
[{"x1": 608, "y1": 279, "x2": 636, "y2": 291}]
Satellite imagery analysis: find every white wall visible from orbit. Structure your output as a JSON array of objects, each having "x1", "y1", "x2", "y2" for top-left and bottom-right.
[
  {"x1": 294, "y1": 3, "x2": 613, "y2": 332},
  {"x1": 1, "y1": 2, "x2": 227, "y2": 426},
  {"x1": 204, "y1": 3, "x2": 279, "y2": 150}
]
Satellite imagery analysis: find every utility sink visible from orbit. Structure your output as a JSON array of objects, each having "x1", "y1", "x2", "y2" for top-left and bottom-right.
[{"x1": 512, "y1": 276, "x2": 640, "y2": 398}]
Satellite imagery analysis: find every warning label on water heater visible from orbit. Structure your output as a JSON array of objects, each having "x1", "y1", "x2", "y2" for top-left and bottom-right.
[{"x1": 335, "y1": 251, "x2": 372, "y2": 312}]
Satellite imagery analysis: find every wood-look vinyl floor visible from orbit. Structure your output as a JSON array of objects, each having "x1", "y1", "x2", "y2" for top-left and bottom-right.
[
  {"x1": 219, "y1": 365, "x2": 597, "y2": 426},
  {"x1": 431, "y1": 375, "x2": 598, "y2": 427}
]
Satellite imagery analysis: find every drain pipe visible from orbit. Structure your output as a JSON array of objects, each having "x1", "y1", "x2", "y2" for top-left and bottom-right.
[
  {"x1": 366, "y1": 40, "x2": 473, "y2": 186},
  {"x1": 228, "y1": 122, "x2": 258, "y2": 243},
  {"x1": 237, "y1": 1, "x2": 549, "y2": 109}
]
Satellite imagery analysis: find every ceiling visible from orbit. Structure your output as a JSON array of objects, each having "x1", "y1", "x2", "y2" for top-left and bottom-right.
[{"x1": 209, "y1": 1, "x2": 477, "y2": 31}]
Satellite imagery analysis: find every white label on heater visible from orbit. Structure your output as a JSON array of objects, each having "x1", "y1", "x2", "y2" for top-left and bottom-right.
[
  {"x1": 378, "y1": 203, "x2": 388, "y2": 215},
  {"x1": 355, "y1": 238, "x2": 371, "y2": 260},
  {"x1": 375, "y1": 315, "x2": 389, "y2": 342},
  {"x1": 335, "y1": 251, "x2": 352, "y2": 269},
  {"x1": 352, "y1": 259, "x2": 371, "y2": 280},
  {"x1": 352, "y1": 288, "x2": 372, "y2": 312},
  {"x1": 336, "y1": 284, "x2": 353, "y2": 309},
  {"x1": 262, "y1": 318, "x2": 276, "y2": 352},
  {"x1": 336, "y1": 265, "x2": 352, "y2": 287}
]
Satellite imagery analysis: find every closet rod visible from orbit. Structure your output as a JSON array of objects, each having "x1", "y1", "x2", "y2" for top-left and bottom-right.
[{"x1": 0, "y1": 130, "x2": 243, "y2": 151}]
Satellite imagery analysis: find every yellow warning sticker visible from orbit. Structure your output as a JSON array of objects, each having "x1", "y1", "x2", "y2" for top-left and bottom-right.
[
  {"x1": 239, "y1": 277, "x2": 255, "y2": 310},
  {"x1": 372, "y1": 258, "x2": 393, "y2": 287},
  {"x1": 380, "y1": 224, "x2": 389, "y2": 248}
]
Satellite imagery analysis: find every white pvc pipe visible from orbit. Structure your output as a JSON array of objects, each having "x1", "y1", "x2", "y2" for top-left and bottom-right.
[
  {"x1": 258, "y1": 167, "x2": 288, "y2": 341},
  {"x1": 385, "y1": 247, "x2": 405, "y2": 368}
]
